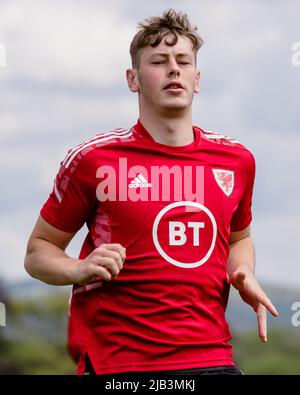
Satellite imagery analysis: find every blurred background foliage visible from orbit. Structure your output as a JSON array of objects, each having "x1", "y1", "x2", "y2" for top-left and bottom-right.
[
  {"x1": 1, "y1": 280, "x2": 300, "y2": 375},
  {"x1": 232, "y1": 330, "x2": 300, "y2": 375},
  {"x1": 0, "y1": 290, "x2": 75, "y2": 374}
]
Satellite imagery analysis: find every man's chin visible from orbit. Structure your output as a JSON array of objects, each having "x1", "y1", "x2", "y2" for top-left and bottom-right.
[
  {"x1": 161, "y1": 97, "x2": 191, "y2": 111},
  {"x1": 161, "y1": 104, "x2": 188, "y2": 113}
]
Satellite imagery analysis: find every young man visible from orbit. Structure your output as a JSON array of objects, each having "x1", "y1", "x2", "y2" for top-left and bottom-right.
[{"x1": 24, "y1": 9, "x2": 278, "y2": 376}]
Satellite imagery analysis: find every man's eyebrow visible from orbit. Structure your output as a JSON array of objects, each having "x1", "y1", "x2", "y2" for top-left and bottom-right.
[
  {"x1": 176, "y1": 53, "x2": 193, "y2": 57},
  {"x1": 149, "y1": 53, "x2": 192, "y2": 59},
  {"x1": 149, "y1": 53, "x2": 168, "y2": 58}
]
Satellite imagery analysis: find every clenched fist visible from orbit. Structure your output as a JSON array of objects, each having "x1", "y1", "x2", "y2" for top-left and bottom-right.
[{"x1": 71, "y1": 243, "x2": 126, "y2": 285}]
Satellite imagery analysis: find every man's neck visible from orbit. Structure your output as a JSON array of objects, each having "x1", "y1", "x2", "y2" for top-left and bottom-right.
[{"x1": 139, "y1": 109, "x2": 194, "y2": 147}]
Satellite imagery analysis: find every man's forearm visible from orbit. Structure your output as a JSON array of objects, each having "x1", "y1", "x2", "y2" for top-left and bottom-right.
[
  {"x1": 227, "y1": 235, "x2": 255, "y2": 278},
  {"x1": 24, "y1": 238, "x2": 79, "y2": 286}
]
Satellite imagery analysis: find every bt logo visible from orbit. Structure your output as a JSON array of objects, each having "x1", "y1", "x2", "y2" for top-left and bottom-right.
[
  {"x1": 169, "y1": 221, "x2": 205, "y2": 247},
  {"x1": 153, "y1": 201, "x2": 217, "y2": 268}
]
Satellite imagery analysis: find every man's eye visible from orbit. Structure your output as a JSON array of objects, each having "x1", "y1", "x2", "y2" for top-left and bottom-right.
[
  {"x1": 151, "y1": 61, "x2": 164, "y2": 64},
  {"x1": 178, "y1": 61, "x2": 190, "y2": 65}
]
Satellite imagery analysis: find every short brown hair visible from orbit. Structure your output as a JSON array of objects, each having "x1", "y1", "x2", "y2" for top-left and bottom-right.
[{"x1": 130, "y1": 9, "x2": 204, "y2": 68}]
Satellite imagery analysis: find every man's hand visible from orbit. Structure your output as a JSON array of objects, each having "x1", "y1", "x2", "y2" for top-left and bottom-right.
[
  {"x1": 230, "y1": 270, "x2": 279, "y2": 343},
  {"x1": 71, "y1": 243, "x2": 126, "y2": 285}
]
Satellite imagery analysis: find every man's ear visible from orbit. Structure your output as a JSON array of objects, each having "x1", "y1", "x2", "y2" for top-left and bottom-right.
[
  {"x1": 194, "y1": 70, "x2": 200, "y2": 94},
  {"x1": 126, "y1": 68, "x2": 139, "y2": 93}
]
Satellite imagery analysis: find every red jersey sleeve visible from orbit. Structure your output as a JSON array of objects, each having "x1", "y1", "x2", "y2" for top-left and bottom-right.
[
  {"x1": 40, "y1": 148, "x2": 97, "y2": 233},
  {"x1": 230, "y1": 150, "x2": 256, "y2": 232}
]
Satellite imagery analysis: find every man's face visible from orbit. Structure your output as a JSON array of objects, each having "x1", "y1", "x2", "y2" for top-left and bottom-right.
[{"x1": 127, "y1": 34, "x2": 200, "y2": 114}]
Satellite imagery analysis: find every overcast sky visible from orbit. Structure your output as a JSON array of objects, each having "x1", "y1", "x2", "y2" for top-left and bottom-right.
[{"x1": 0, "y1": 0, "x2": 299, "y2": 288}]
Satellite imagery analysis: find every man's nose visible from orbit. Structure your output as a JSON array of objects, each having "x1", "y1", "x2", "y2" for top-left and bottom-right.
[{"x1": 167, "y1": 59, "x2": 180, "y2": 77}]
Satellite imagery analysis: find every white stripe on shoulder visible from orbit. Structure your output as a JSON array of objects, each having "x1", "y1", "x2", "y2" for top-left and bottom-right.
[
  {"x1": 53, "y1": 180, "x2": 62, "y2": 203},
  {"x1": 63, "y1": 128, "x2": 132, "y2": 168},
  {"x1": 203, "y1": 130, "x2": 240, "y2": 144},
  {"x1": 62, "y1": 128, "x2": 129, "y2": 167}
]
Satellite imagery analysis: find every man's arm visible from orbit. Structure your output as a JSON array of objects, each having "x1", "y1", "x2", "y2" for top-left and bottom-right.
[
  {"x1": 228, "y1": 225, "x2": 255, "y2": 277},
  {"x1": 227, "y1": 225, "x2": 278, "y2": 342},
  {"x1": 24, "y1": 216, "x2": 126, "y2": 286}
]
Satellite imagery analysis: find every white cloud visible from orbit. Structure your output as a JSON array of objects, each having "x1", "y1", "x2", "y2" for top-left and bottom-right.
[
  {"x1": 0, "y1": 0, "x2": 135, "y2": 86},
  {"x1": 253, "y1": 213, "x2": 300, "y2": 288}
]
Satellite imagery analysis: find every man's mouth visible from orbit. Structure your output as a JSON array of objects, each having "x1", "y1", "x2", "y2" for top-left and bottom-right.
[{"x1": 163, "y1": 81, "x2": 184, "y2": 90}]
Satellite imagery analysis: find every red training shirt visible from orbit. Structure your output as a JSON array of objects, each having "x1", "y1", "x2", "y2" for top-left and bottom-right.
[{"x1": 40, "y1": 119, "x2": 255, "y2": 375}]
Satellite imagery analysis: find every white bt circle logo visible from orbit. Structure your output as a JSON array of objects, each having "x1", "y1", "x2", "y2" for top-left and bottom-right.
[{"x1": 152, "y1": 201, "x2": 217, "y2": 268}]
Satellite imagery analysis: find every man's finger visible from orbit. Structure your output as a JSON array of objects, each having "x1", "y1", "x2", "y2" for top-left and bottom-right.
[
  {"x1": 97, "y1": 249, "x2": 124, "y2": 270},
  {"x1": 258, "y1": 294, "x2": 279, "y2": 317},
  {"x1": 257, "y1": 304, "x2": 267, "y2": 343},
  {"x1": 102, "y1": 244, "x2": 126, "y2": 261},
  {"x1": 94, "y1": 257, "x2": 120, "y2": 278}
]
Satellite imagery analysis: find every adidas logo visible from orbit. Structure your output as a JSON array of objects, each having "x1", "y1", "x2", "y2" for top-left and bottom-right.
[{"x1": 128, "y1": 174, "x2": 152, "y2": 188}]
